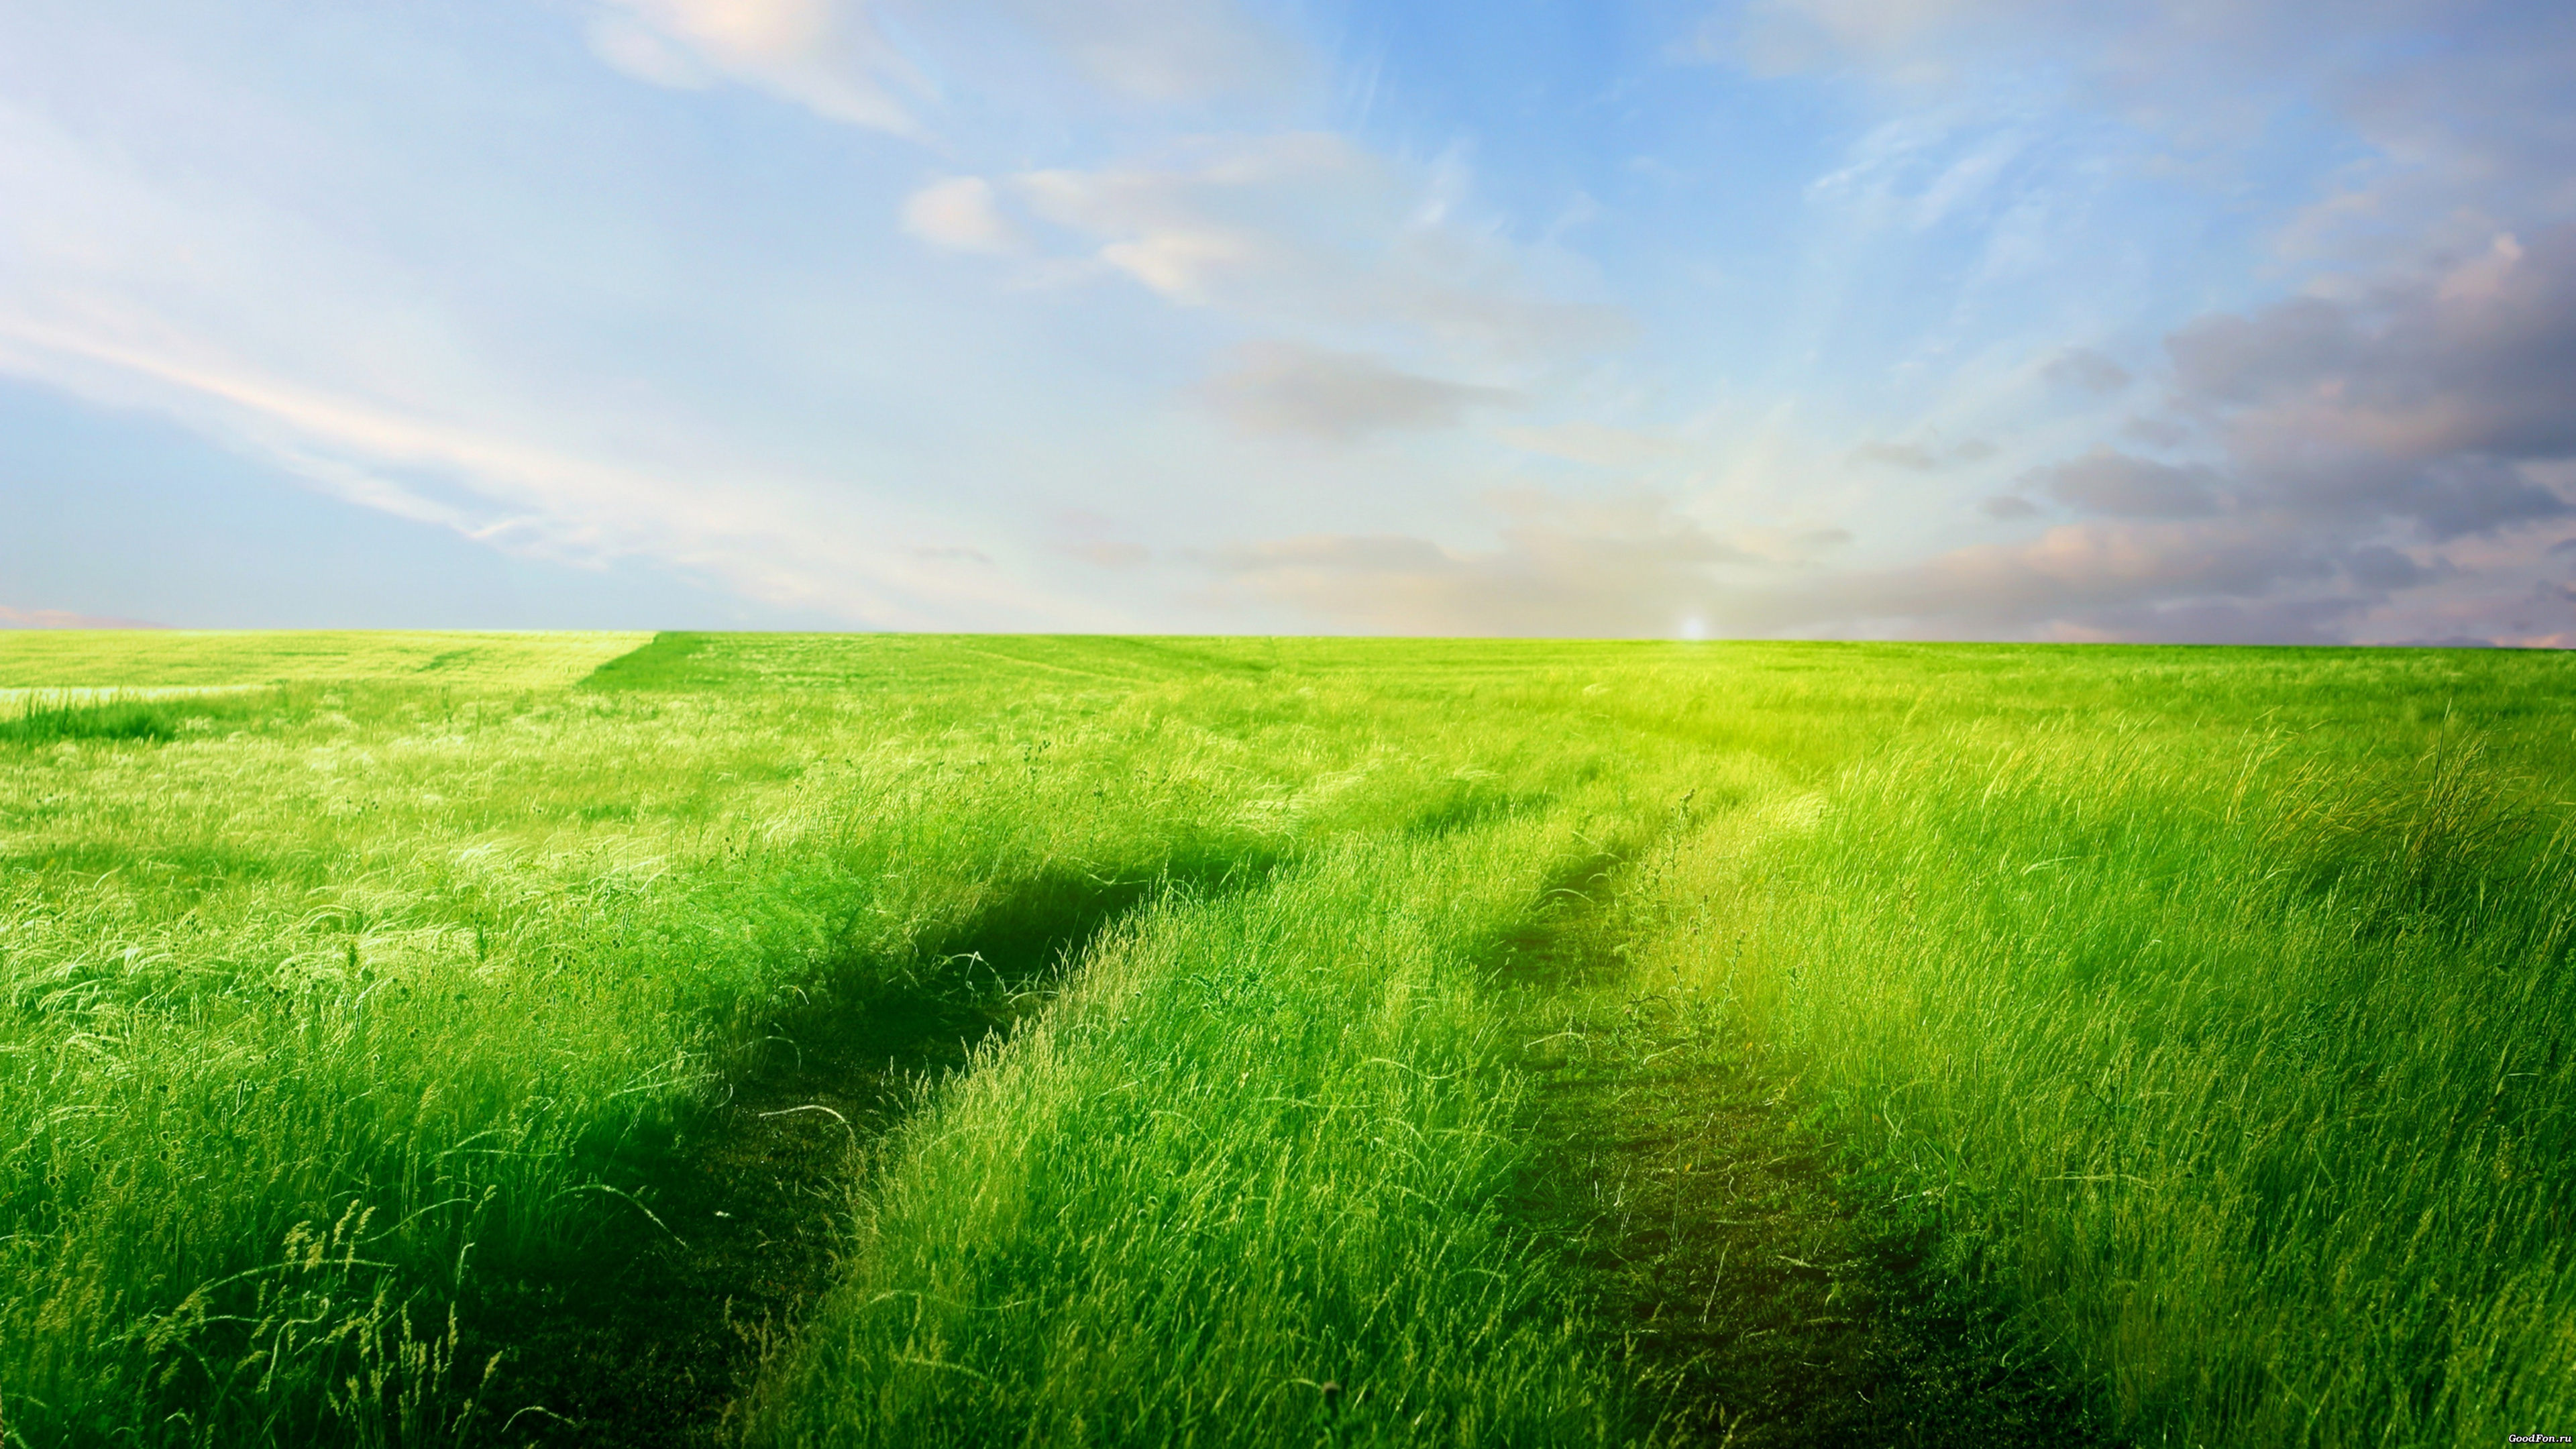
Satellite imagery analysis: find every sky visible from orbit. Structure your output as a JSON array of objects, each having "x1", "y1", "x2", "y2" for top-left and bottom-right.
[{"x1": 3, "y1": 0, "x2": 2574, "y2": 643}]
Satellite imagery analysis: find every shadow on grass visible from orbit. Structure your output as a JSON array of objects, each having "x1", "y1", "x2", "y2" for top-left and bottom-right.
[
  {"x1": 461, "y1": 855, "x2": 1273, "y2": 1447},
  {"x1": 1498, "y1": 875, "x2": 2123, "y2": 1449}
]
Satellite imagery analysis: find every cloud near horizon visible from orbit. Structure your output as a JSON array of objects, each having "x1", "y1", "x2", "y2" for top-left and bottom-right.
[
  {"x1": 1200, "y1": 225, "x2": 2576, "y2": 645},
  {"x1": 1210, "y1": 490, "x2": 1762, "y2": 637},
  {"x1": 0, "y1": 605, "x2": 167, "y2": 629}
]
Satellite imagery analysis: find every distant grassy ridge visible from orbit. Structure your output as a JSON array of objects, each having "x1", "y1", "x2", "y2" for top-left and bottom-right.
[
  {"x1": 0, "y1": 632, "x2": 2568, "y2": 1446},
  {"x1": 571, "y1": 630, "x2": 700, "y2": 688},
  {"x1": 0, "y1": 629, "x2": 647, "y2": 691}
]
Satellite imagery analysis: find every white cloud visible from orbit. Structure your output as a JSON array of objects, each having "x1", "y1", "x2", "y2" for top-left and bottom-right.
[
  {"x1": 902, "y1": 176, "x2": 1024, "y2": 253},
  {"x1": 583, "y1": 0, "x2": 1309, "y2": 131},
  {"x1": 1011, "y1": 134, "x2": 1630, "y2": 361},
  {"x1": 1015, "y1": 133, "x2": 1383, "y2": 299},
  {"x1": 588, "y1": 0, "x2": 925, "y2": 133}
]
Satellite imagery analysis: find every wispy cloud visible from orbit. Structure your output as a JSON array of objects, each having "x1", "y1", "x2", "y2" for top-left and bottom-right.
[
  {"x1": 0, "y1": 316, "x2": 1110, "y2": 630},
  {"x1": 1201, "y1": 341, "x2": 1521, "y2": 441},
  {"x1": 588, "y1": 0, "x2": 927, "y2": 133},
  {"x1": 902, "y1": 176, "x2": 1026, "y2": 253},
  {"x1": 585, "y1": 0, "x2": 1309, "y2": 130},
  {"x1": 1003, "y1": 134, "x2": 1631, "y2": 360}
]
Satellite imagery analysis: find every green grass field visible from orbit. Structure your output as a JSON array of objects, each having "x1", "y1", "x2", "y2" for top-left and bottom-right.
[{"x1": 2, "y1": 631, "x2": 2569, "y2": 1447}]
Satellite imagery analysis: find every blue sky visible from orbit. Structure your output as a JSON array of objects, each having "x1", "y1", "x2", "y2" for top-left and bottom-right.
[{"x1": 5, "y1": 0, "x2": 2573, "y2": 642}]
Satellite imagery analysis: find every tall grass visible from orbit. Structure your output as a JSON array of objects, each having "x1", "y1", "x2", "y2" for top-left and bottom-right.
[
  {"x1": 0, "y1": 634, "x2": 1713, "y2": 1442},
  {"x1": 745, "y1": 835, "x2": 1640, "y2": 1447},
  {"x1": 3, "y1": 631, "x2": 2569, "y2": 1446},
  {"x1": 0, "y1": 655, "x2": 1403, "y2": 1442},
  {"x1": 0, "y1": 690, "x2": 276, "y2": 743},
  {"x1": 1608, "y1": 712, "x2": 2576, "y2": 1446}
]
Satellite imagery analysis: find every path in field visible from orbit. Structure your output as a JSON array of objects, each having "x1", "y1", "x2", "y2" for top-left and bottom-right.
[
  {"x1": 1505, "y1": 851, "x2": 2118, "y2": 1447},
  {"x1": 464, "y1": 870, "x2": 1199, "y2": 1447},
  {"x1": 464, "y1": 838, "x2": 2109, "y2": 1446},
  {"x1": 466, "y1": 987, "x2": 995, "y2": 1446}
]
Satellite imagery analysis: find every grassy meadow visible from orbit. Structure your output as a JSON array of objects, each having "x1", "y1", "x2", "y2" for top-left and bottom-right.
[{"x1": 1, "y1": 631, "x2": 2569, "y2": 1447}]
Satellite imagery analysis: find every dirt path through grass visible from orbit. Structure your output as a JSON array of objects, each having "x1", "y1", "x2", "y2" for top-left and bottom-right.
[
  {"x1": 464, "y1": 869, "x2": 1224, "y2": 1446},
  {"x1": 464, "y1": 979, "x2": 1014, "y2": 1446},
  {"x1": 1503, "y1": 848, "x2": 2121, "y2": 1446},
  {"x1": 478, "y1": 833, "x2": 2120, "y2": 1447}
]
